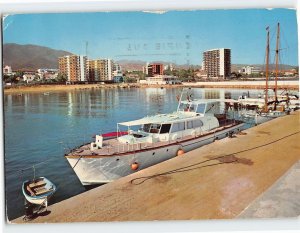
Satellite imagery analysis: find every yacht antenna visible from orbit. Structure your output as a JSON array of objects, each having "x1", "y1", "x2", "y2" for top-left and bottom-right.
[{"x1": 177, "y1": 89, "x2": 184, "y2": 111}]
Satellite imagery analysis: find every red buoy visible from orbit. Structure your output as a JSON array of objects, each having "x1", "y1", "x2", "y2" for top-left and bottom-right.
[
  {"x1": 131, "y1": 162, "x2": 139, "y2": 171},
  {"x1": 177, "y1": 149, "x2": 185, "y2": 156}
]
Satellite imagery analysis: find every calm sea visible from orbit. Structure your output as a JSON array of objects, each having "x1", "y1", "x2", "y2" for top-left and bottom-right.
[{"x1": 4, "y1": 87, "x2": 263, "y2": 220}]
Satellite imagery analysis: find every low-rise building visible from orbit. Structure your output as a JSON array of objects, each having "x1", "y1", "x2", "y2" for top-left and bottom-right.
[
  {"x1": 195, "y1": 70, "x2": 208, "y2": 79},
  {"x1": 44, "y1": 72, "x2": 58, "y2": 80},
  {"x1": 281, "y1": 69, "x2": 297, "y2": 77},
  {"x1": 3, "y1": 65, "x2": 13, "y2": 75},
  {"x1": 37, "y1": 68, "x2": 59, "y2": 80},
  {"x1": 240, "y1": 66, "x2": 261, "y2": 75},
  {"x1": 140, "y1": 75, "x2": 181, "y2": 85},
  {"x1": 22, "y1": 72, "x2": 36, "y2": 83},
  {"x1": 113, "y1": 76, "x2": 124, "y2": 83}
]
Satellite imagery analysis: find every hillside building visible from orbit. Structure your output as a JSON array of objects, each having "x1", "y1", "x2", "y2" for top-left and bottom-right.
[
  {"x1": 203, "y1": 48, "x2": 231, "y2": 79},
  {"x1": 58, "y1": 55, "x2": 88, "y2": 82}
]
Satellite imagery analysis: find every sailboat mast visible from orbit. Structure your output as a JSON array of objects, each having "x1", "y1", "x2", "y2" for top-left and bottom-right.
[
  {"x1": 274, "y1": 22, "x2": 280, "y2": 109},
  {"x1": 264, "y1": 26, "x2": 270, "y2": 112}
]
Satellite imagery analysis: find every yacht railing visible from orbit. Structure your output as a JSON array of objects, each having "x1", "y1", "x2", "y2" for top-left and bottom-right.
[{"x1": 100, "y1": 122, "x2": 239, "y2": 156}]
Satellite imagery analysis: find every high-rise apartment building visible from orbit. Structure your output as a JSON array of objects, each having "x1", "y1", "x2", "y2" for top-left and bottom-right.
[
  {"x1": 203, "y1": 48, "x2": 231, "y2": 79},
  {"x1": 58, "y1": 55, "x2": 88, "y2": 82},
  {"x1": 88, "y1": 59, "x2": 114, "y2": 81}
]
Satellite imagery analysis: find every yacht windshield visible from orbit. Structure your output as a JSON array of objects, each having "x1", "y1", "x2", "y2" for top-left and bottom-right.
[
  {"x1": 142, "y1": 124, "x2": 151, "y2": 132},
  {"x1": 178, "y1": 103, "x2": 187, "y2": 111},
  {"x1": 196, "y1": 103, "x2": 206, "y2": 114},
  {"x1": 189, "y1": 104, "x2": 197, "y2": 112},
  {"x1": 178, "y1": 103, "x2": 197, "y2": 112}
]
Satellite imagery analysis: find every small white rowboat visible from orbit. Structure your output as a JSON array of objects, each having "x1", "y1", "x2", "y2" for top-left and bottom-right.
[{"x1": 22, "y1": 177, "x2": 56, "y2": 206}]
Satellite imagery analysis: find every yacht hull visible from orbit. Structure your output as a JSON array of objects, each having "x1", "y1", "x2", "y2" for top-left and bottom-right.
[{"x1": 66, "y1": 123, "x2": 244, "y2": 185}]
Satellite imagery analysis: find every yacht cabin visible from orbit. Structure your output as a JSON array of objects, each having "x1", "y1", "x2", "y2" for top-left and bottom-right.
[{"x1": 117, "y1": 100, "x2": 222, "y2": 145}]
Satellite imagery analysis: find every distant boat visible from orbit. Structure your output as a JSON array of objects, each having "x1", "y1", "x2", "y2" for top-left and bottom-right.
[
  {"x1": 22, "y1": 177, "x2": 56, "y2": 207},
  {"x1": 43, "y1": 92, "x2": 50, "y2": 95}
]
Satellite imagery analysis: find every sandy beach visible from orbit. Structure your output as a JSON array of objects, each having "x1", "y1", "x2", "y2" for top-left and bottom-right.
[{"x1": 3, "y1": 84, "x2": 118, "y2": 94}]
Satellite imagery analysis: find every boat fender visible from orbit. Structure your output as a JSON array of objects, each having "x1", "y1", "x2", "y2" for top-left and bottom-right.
[
  {"x1": 176, "y1": 149, "x2": 185, "y2": 156},
  {"x1": 131, "y1": 162, "x2": 139, "y2": 171}
]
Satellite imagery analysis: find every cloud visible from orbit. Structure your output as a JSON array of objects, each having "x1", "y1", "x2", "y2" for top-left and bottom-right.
[{"x1": 142, "y1": 11, "x2": 167, "y2": 14}]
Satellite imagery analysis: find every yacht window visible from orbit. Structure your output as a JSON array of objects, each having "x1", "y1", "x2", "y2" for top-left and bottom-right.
[
  {"x1": 170, "y1": 122, "x2": 185, "y2": 133},
  {"x1": 179, "y1": 103, "x2": 190, "y2": 112},
  {"x1": 142, "y1": 124, "x2": 151, "y2": 133},
  {"x1": 196, "y1": 103, "x2": 206, "y2": 114},
  {"x1": 178, "y1": 103, "x2": 185, "y2": 111},
  {"x1": 206, "y1": 103, "x2": 213, "y2": 113},
  {"x1": 189, "y1": 104, "x2": 197, "y2": 112},
  {"x1": 160, "y1": 124, "x2": 171, "y2": 134},
  {"x1": 187, "y1": 120, "x2": 193, "y2": 129},
  {"x1": 187, "y1": 119, "x2": 203, "y2": 129},
  {"x1": 149, "y1": 124, "x2": 161, "y2": 133},
  {"x1": 193, "y1": 119, "x2": 203, "y2": 128}
]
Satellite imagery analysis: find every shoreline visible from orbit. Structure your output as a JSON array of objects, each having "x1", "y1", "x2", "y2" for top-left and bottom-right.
[{"x1": 3, "y1": 80, "x2": 299, "y2": 94}]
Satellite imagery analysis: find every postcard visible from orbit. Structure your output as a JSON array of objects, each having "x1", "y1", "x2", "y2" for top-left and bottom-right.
[{"x1": 2, "y1": 8, "x2": 299, "y2": 225}]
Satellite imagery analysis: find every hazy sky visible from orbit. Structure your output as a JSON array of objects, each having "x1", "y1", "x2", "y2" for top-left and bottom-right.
[{"x1": 3, "y1": 9, "x2": 298, "y2": 65}]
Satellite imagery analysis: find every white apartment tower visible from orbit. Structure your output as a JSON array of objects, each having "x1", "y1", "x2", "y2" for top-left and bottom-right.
[{"x1": 203, "y1": 48, "x2": 231, "y2": 79}]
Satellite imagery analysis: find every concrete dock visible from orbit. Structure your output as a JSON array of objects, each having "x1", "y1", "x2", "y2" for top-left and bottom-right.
[
  {"x1": 12, "y1": 111, "x2": 300, "y2": 223},
  {"x1": 238, "y1": 160, "x2": 300, "y2": 218}
]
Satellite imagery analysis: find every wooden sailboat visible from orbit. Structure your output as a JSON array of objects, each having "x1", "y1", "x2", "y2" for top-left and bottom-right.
[{"x1": 238, "y1": 23, "x2": 289, "y2": 124}]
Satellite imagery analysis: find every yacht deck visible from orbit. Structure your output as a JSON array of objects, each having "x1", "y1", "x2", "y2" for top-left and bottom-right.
[{"x1": 67, "y1": 120, "x2": 239, "y2": 157}]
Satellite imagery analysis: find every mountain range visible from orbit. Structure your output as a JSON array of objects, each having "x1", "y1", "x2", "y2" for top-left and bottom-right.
[
  {"x1": 3, "y1": 43, "x2": 297, "y2": 72},
  {"x1": 3, "y1": 43, "x2": 73, "y2": 71}
]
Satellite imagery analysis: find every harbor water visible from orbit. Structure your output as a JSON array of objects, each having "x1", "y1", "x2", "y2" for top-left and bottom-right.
[{"x1": 4, "y1": 87, "x2": 264, "y2": 220}]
